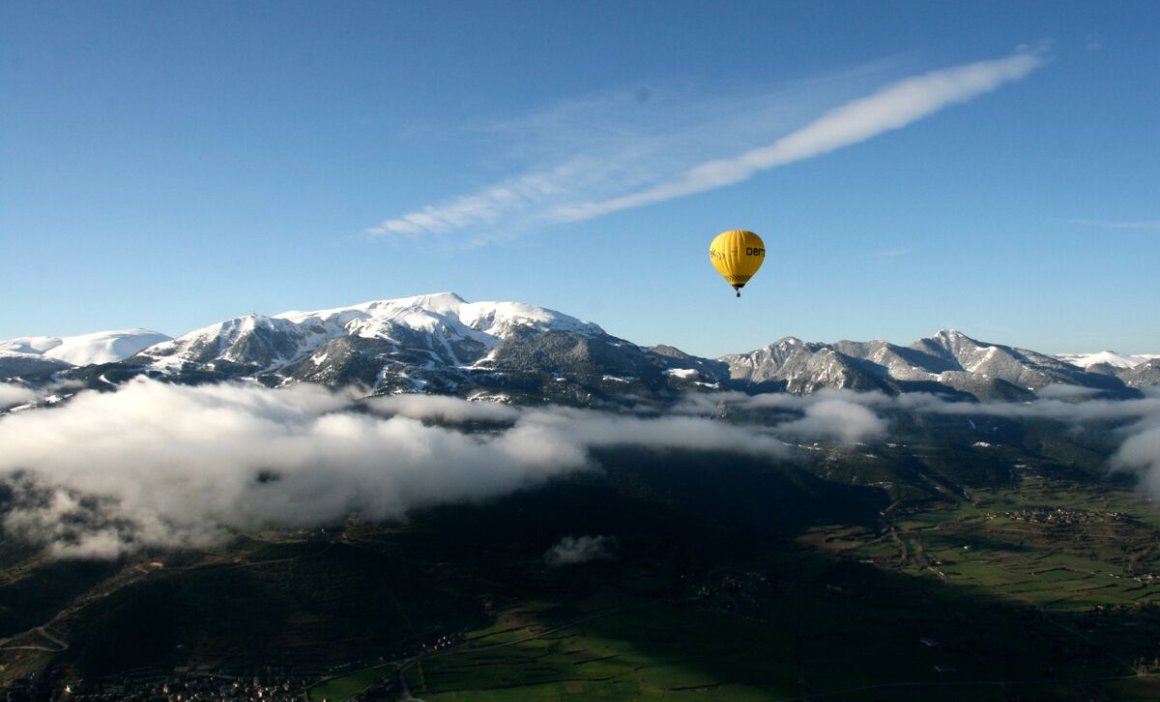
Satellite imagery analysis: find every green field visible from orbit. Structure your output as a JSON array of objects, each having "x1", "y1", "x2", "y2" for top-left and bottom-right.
[
  {"x1": 308, "y1": 666, "x2": 393, "y2": 702},
  {"x1": 406, "y1": 602, "x2": 801, "y2": 701}
]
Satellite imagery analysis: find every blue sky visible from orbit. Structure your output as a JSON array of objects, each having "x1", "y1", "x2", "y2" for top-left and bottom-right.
[{"x1": 3, "y1": 1, "x2": 1158, "y2": 358}]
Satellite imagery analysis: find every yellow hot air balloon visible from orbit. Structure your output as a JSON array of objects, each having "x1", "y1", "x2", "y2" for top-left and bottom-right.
[{"x1": 709, "y1": 229, "x2": 765, "y2": 297}]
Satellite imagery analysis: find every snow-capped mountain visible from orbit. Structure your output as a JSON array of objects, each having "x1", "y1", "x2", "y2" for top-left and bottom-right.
[
  {"x1": 135, "y1": 292, "x2": 601, "y2": 372},
  {"x1": 139, "y1": 292, "x2": 602, "y2": 371},
  {"x1": 724, "y1": 329, "x2": 1131, "y2": 400},
  {"x1": 119, "y1": 292, "x2": 707, "y2": 403},
  {"x1": 0, "y1": 329, "x2": 171, "y2": 377}
]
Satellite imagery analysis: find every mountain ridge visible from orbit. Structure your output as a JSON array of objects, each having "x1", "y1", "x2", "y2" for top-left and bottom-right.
[
  {"x1": 722, "y1": 329, "x2": 1141, "y2": 400},
  {"x1": 1, "y1": 293, "x2": 1154, "y2": 402}
]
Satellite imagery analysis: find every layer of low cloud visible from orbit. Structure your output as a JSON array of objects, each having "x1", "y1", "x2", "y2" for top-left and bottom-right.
[
  {"x1": 0, "y1": 380, "x2": 585, "y2": 557},
  {"x1": 678, "y1": 386, "x2": 1160, "y2": 489},
  {"x1": 0, "y1": 383, "x2": 36, "y2": 409},
  {"x1": 0, "y1": 379, "x2": 790, "y2": 558},
  {"x1": 369, "y1": 394, "x2": 522, "y2": 424},
  {"x1": 5, "y1": 380, "x2": 1160, "y2": 560},
  {"x1": 1112, "y1": 416, "x2": 1160, "y2": 493},
  {"x1": 674, "y1": 388, "x2": 889, "y2": 443},
  {"x1": 774, "y1": 397, "x2": 889, "y2": 444},
  {"x1": 370, "y1": 45, "x2": 1046, "y2": 238}
]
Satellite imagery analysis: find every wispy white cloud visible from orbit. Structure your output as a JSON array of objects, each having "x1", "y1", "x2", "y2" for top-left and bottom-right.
[
  {"x1": 875, "y1": 247, "x2": 912, "y2": 259},
  {"x1": 544, "y1": 534, "x2": 616, "y2": 566},
  {"x1": 369, "y1": 46, "x2": 1047, "y2": 239},
  {"x1": 366, "y1": 81, "x2": 805, "y2": 240},
  {"x1": 559, "y1": 46, "x2": 1047, "y2": 222},
  {"x1": 1068, "y1": 219, "x2": 1160, "y2": 233},
  {"x1": 367, "y1": 167, "x2": 578, "y2": 237}
]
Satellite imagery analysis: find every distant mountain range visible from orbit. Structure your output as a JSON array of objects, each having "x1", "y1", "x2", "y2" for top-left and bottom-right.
[
  {"x1": 0, "y1": 329, "x2": 170, "y2": 377},
  {"x1": 722, "y1": 330, "x2": 1159, "y2": 399},
  {"x1": 1056, "y1": 350, "x2": 1160, "y2": 369},
  {"x1": 2, "y1": 292, "x2": 1157, "y2": 404}
]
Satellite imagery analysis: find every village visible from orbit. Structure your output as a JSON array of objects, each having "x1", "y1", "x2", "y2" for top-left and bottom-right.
[
  {"x1": 984, "y1": 506, "x2": 1132, "y2": 526},
  {"x1": 3, "y1": 630, "x2": 469, "y2": 702},
  {"x1": 5, "y1": 669, "x2": 310, "y2": 702}
]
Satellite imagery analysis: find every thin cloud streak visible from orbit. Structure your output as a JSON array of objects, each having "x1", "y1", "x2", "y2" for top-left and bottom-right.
[
  {"x1": 368, "y1": 167, "x2": 578, "y2": 237},
  {"x1": 559, "y1": 46, "x2": 1046, "y2": 221},
  {"x1": 1069, "y1": 219, "x2": 1160, "y2": 233},
  {"x1": 875, "y1": 247, "x2": 912, "y2": 259},
  {"x1": 365, "y1": 82, "x2": 799, "y2": 240},
  {"x1": 368, "y1": 46, "x2": 1047, "y2": 238}
]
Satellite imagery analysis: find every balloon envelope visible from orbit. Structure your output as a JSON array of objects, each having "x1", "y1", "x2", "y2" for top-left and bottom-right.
[{"x1": 709, "y1": 230, "x2": 765, "y2": 295}]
